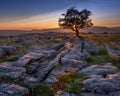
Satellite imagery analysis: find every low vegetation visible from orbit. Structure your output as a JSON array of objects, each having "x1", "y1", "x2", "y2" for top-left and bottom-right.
[
  {"x1": 51, "y1": 72, "x2": 87, "y2": 95},
  {"x1": 0, "y1": 32, "x2": 119, "y2": 96},
  {"x1": 83, "y1": 47, "x2": 120, "y2": 70},
  {"x1": 32, "y1": 84, "x2": 54, "y2": 96}
]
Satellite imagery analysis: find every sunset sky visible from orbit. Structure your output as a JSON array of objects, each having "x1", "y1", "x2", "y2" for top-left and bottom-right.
[{"x1": 0, "y1": 0, "x2": 120, "y2": 30}]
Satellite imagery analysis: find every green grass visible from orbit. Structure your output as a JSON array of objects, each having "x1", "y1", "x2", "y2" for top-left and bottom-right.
[
  {"x1": 83, "y1": 48, "x2": 112, "y2": 65},
  {"x1": 32, "y1": 83, "x2": 54, "y2": 96},
  {"x1": 83, "y1": 47, "x2": 120, "y2": 71},
  {"x1": 51, "y1": 72, "x2": 87, "y2": 95},
  {"x1": 0, "y1": 46, "x2": 28, "y2": 63}
]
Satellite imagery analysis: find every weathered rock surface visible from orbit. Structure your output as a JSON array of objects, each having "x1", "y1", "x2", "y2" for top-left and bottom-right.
[
  {"x1": 0, "y1": 62, "x2": 26, "y2": 79},
  {"x1": 20, "y1": 75, "x2": 39, "y2": 88},
  {"x1": 63, "y1": 41, "x2": 87, "y2": 60},
  {"x1": 81, "y1": 64, "x2": 120, "y2": 96},
  {"x1": 56, "y1": 91, "x2": 76, "y2": 96},
  {"x1": 0, "y1": 45, "x2": 22, "y2": 58},
  {"x1": 82, "y1": 74, "x2": 120, "y2": 94},
  {"x1": 80, "y1": 64, "x2": 117, "y2": 77},
  {"x1": 81, "y1": 91, "x2": 120, "y2": 96},
  {"x1": 63, "y1": 40, "x2": 99, "y2": 60},
  {"x1": 0, "y1": 41, "x2": 110, "y2": 96},
  {"x1": 36, "y1": 49, "x2": 69, "y2": 82},
  {"x1": 0, "y1": 83, "x2": 28, "y2": 96},
  {"x1": 0, "y1": 48, "x2": 5, "y2": 57},
  {"x1": 44, "y1": 54, "x2": 87, "y2": 84},
  {"x1": 20, "y1": 40, "x2": 36, "y2": 45},
  {"x1": 84, "y1": 41, "x2": 99, "y2": 54},
  {"x1": 104, "y1": 44, "x2": 120, "y2": 58},
  {"x1": 13, "y1": 52, "x2": 44, "y2": 67},
  {"x1": 26, "y1": 62, "x2": 39, "y2": 74},
  {"x1": 62, "y1": 58, "x2": 87, "y2": 70},
  {"x1": 44, "y1": 41, "x2": 99, "y2": 85}
]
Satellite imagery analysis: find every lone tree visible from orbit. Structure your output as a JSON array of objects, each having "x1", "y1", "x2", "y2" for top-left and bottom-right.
[{"x1": 58, "y1": 7, "x2": 93, "y2": 38}]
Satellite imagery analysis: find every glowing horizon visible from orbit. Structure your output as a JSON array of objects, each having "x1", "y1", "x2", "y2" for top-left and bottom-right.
[{"x1": 0, "y1": 0, "x2": 119, "y2": 30}]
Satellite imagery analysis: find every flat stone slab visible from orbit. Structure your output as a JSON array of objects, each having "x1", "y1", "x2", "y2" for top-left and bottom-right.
[
  {"x1": 56, "y1": 91, "x2": 76, "y2": 96},
  {"x1": 80, "y1": 64, "x2": 117, "y2": 77},
  {"x1": 0, "y1": 62, "x2": 26, "y2": 79},
  {"x1": 82, "y1": 74, "x2": 120, "y2": 94},
  {"x1": 13, "y1": 52, "x2": 44, "y2": 67},
  {"x1": 0, "y1": 83, "x2": 28, "y2": 96},
  {"x1": 63, "y1": 41, "x2": 99, "y2": 60},
  {"x1": 44, "y1": 58, "x2": 87, "y2": 84},
  {"x1": 0, "y1": 45, "x2": 22, "y2": 58},
  {"x1": 104, "y1": 44, "x2": 120, "y2": 58}
]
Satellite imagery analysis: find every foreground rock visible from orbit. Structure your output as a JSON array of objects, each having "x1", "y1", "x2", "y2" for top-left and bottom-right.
[
  {"x1": 80, "y1": 63, "x2": 117, "y2": 77},
  {"x1": 0, "y1": 83, "x2": 28, "y2": 96},
  {"x1": 43, "y1": 40, "x2": 98, "y2": 84},
  {"x1": 44, "y1": 54, "x2": 87, "y2": 84},
  {"x1": 13, "y1": 43, "x2": 64, "y2": 67},
  {"x1": 104, "y1": 44, "x2": 120, "y2": 58},
  {"x1": 0, "y1": 48, "x2": 5, "y2": 58},
  {"x1": 56, "y1": 91, "x2": 76, "y2": 96},
  {"x1": 0, "y1": 41, "x2": 101, "y2": 95},
  {"x1": 63, "y1": 40, "x2": 99, "y2": 60},
  {"x1": 36, "y1": 49, "x2": 69, "y2": 82},
  {"x1": 82, "y1": 74, "x2": 120, "y2": 95},
  {"x1": 0, "y1": 62, "x2": 26, "y2": 79},
  {"x1": 14, "y1": 52, "x2": 44, "y2": 67},
  {"x1": 0, "y1": 45, "x2": 22, "y2": 58},
  {"x1": 20, "y1": 75, "x2": 39, "y2": 88},
  {"x1": 81, "y1": 63, "x2": 120, "y2": 96}
]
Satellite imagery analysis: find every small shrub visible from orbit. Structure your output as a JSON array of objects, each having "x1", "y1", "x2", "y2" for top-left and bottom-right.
[
  {"x1": 83, "y1": 48, "x2": 111, "y2": 65},
  {"x1": 32, "y1": 83, "x2": 54, "y2": 96},
  {"x1": 51, "y1": 72, "x2": 87, "y2": 95}
]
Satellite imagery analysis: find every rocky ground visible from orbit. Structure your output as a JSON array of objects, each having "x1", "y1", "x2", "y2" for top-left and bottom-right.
[{"x1": 0, "y1": 34, "x2": 120, "y2": 96}]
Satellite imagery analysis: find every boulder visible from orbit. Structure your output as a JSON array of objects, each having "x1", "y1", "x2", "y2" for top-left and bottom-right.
[
  {"x1": 84, "y1": 41, "x2": 100, "y2": 54},
  {"x1": 0, "y1": 62, "x2": 26, "y2": 79},
  {"x1": 0, "y1": 48, "x2": 5, "y2": 57},
  {"x1": 13, "y1": 52, "x2": 44, "y2": 67},
  {"x1": 0, "y1": 83, "x2": 28, "y2": 96},
  {"x1": 44, "y1": 59, "x2": 87, "y2": 84},
  {"x1": 64, "y1": 41, "x2": 100, "y2": 60},
  {"x1": 81, "y1": 91, "x2": 120, "y2": 96},
  {"x1": 36, "y1": 49, "x2": 69, "y2": 82},
  {"x1": 80, "y1": 64, "x2": 117, "y2": 77},
  {"x1": 64, "y1": 42, "x2": 88, "y2": 60},
  {"x1": 20, "y1": 40, "x2": 36, "y2": 45},
  {"x1": 82, "y1": 73, "x2": 120, "y2": 95},
  {"x1": 56, "y1": 91, "x2": 76, "y2": 96},
  {"x1": 40, "y1": 43, "x2": 64, "y2": 51},
  {"x1": 20, "y1": 76, "x2": 39, "y2": 88},
  {"x1": 104, "y1": 44, "x2": 120, "y2": 58},
  {"x1": 61, "y1": 58, "x2": 87, "y2": 70},
  {"x1": 26, "y1": 62, "x2": 39, "y2": 74},
  {"x1": 0, "y1": 45, "x2": 22, "y2": 54},
  {"x1": 28, "y1": 46, "x2": 57, "y2": 59}
]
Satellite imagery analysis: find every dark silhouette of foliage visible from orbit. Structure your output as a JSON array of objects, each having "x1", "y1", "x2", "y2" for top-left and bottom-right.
[{"x1": 58, "y1": 7, "x2": 93, "y2": 38}]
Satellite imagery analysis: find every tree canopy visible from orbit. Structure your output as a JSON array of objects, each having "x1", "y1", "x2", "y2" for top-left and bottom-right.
[{"x1": 58, "y1": 7, "x2": 93, "y2": 37}]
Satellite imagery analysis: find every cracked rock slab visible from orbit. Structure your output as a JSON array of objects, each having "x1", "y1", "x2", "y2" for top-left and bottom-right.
[
  {"x1": 82, "y1": 73, "x2": 120, "y2": 95},
  {"x1": 0, "y1": 63, "x2": 26, "y2": 79},
  {"x1": 80, "y1": 64, "x2": 117, "y2": 77},
  {"x1": 0, "y1": 83, "x2": 28, "y2": 96}
]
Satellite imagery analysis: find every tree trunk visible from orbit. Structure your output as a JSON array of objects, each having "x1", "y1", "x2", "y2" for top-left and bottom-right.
[{"x1": 75, "y1": 30, "x2": 80, "y2": 37}]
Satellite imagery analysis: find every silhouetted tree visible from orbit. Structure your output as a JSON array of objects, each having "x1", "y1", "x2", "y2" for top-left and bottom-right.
[{"x1": 59, "y1": 7, "x2": 93, "y2": 38}]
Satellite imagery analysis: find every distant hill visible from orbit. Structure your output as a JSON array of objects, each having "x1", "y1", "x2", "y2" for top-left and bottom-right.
[
  {"x1": 81, "y1": 26, "x2": 120, "y2": 33},
  {"x1": 0, "y1": 26, "x2": 119, "y2": 36},
  {"x1": 35, "y1": 26, "x2": 120, "y2": 33}
]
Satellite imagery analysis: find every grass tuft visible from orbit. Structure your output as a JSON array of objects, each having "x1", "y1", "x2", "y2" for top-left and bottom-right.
[
  {"x1": 51, "y1": 72, "x2": 87, "y2": 95},
  {"x1": 32, "y1": 83, "x2": 54, "y2": 96}
]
